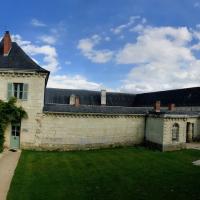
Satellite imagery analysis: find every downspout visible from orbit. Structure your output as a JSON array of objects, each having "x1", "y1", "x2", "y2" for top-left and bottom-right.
[{"x1": 144, "y1": 111, "x2": 148, "y2": 145}]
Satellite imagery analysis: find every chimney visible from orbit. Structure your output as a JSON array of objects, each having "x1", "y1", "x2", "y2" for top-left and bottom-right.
[
  {"x1": 69, "y1": 94, "x2": 76, "y2": 105},
  {"x1": 101, "y1": 89, "x2": 106, "y2": 105},
  {"x1": 75, "y1": 96, "x2": 80, "y2": 107},
  {"x1": 3, "y1": 31, "x2": 12, "y2": 56},
  {"x1": 154, "y1": 101, "x2": 160, "y2": 112},
  {"x1": 168, "y1": 103, "x2": 175, "y2": 111}
]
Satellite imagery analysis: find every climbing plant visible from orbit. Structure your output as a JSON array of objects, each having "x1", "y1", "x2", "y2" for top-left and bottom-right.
[{"x1": 0, "y1": 97, "x2": 27, "y2": 152}]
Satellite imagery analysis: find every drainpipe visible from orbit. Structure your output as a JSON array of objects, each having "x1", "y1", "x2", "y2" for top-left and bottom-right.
[{"x1": 144, "y1": 113, "x2": 148, "y2": 145}]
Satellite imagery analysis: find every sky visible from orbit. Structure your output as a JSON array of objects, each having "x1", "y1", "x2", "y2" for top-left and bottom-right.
[{"x1": 1, "y1": 0, "x2": 200, "y2": 93}]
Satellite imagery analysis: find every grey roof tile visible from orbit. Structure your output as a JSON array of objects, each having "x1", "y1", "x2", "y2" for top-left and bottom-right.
[
  {"x1": 45, "y1": 88, "x2": 136, "y2": 107},
  {"x1": 43, "y1": 104, "x2": 147, "y2": 115},
  {"x1": 0, "y1": 42, "x2": 49, "y2": 74},
  {"x1": 134, "y1": 87, "x2": 200, "y2": 107}
]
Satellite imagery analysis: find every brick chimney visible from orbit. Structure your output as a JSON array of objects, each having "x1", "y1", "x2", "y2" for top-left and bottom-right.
[
  {"x1": 75, "y1": 96, "x2": 80, "y2": 107},
  {"x1": 101, "y1": 90, "x2": 106, "y2": 105},
  {"x1": 168, "y1": 103, "x2": 175, "y2": 111},
  {"x1": 154, "y1": 101, "x2": 160, "y2": 112},
  {"x1": 3, "y1": 31, "x2": 12, "y2": 56}
]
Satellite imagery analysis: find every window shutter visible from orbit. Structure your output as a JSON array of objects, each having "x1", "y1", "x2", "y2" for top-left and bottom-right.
[
  {"x1": 23, "y1": 83, "x2": 28, "y2": 100},
  {"x1": 7, "y1": 83, "x2": 13, "y2": 99}
]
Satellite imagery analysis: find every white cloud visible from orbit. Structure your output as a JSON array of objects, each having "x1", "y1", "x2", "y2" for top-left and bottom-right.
[
  {"x1": 119, "y1": 35, "x2": 125, "y2": 40},
  {"x1": 111, "y1": 16, "x2": 141, "y2": 34},
  {"x1": 77, "y1": 35, "x2": 113, "y2": 63},
  {"x1": 14, "y1": 17, "x2": 200, "y2": 93},
  {"x1": 105, "y1": 36, "x2": 111, "y2": 41},
  {"x1": 194, "y1": 2, "x2": 200, "y2": 8},
  {"x1": 38, "y1": 35, "x2": 57, "y2": 45},
  {"x1": 31, "y1": 18, "x2": 47, "y2": 27},
  {"x1": 48, "y1": 74, "x2": 102, "y2": 90},
  {"x1": 116, "y1": 26, "x2": 200, "y2": 93},
  {"x1": 117, "y1": 26, "x2": 193, "y2": 64},
  {"x1": 65, "y1": 61, "x2": 72, "y2": 65},
  {"x1": 196, "y1": 24, "x2": 200, "y2": 29},
  {"x1": 130, "y1": 24, "x2": 145, "y2": 33},
  {"x1": 12, "y1": 34, "x2": 60, "y2": 73},
  {"x1": 11, "y1": 34, "x2": 104, "y2": 90}
]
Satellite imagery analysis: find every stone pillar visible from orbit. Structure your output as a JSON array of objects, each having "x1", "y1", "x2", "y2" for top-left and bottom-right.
[{"x1": 187, "y1": 123, "x2": 193, "y2": 143}]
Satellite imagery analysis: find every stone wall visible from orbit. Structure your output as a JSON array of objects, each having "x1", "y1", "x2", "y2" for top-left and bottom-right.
[
  {"x1": 21, "y1": 113, "x2": 145, "y2": 151},
  {"x1": 0, "y1": 72, "x2": 47, "y2": 148},
  {"x1": 146, "y1": 116, "x2": 164, "y2": 145},
  {"x1": 145, "y1": 115, "x2": 193, "y2": 151},
  {"x1": 187, "y1": 117, "x2": 200, "y2": 140},
  {"x1": 1, "y1": 72, "x2": 200, "y2": 152},
  {"x1": 162, "y1": 117, "x2": 187, "y2": 151},
  {"x1": 1, "y1": 72, "x2": 146, "y2": 151}
]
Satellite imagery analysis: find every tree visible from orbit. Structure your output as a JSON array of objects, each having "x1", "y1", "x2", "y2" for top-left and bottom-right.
[{"x1": 0, "y1": 98, "x2": 27, "y2": 152}]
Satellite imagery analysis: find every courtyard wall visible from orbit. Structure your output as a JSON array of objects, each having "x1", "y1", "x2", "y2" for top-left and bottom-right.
[{"x1": 20, "y1": 113, "x2": 145, "y2": 150}]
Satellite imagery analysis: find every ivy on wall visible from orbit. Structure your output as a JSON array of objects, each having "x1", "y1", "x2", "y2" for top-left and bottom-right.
[{"x1": 0, "y1": 97, "x2": 27, "y2": 152}]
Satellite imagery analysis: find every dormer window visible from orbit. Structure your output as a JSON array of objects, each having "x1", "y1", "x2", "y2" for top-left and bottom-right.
[{"x1": 8, "y1": 83, "x2": 28, "y2": 100}]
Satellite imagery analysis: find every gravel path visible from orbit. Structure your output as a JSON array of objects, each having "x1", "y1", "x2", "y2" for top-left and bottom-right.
[
  {"x1": 186, "y1": 143, "x2": 200, "y2": 150},
  {"x1": 0, "y1": 150, "x2": 21, "y2": 200}
]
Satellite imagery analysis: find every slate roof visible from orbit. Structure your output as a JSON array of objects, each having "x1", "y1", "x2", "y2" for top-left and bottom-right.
[
  {"x1": 0, "y1": 41, "x2": 49, "y2": 74},
  {"x1": 43, "y1": 104, "x2": 200, "y2": 115},
  {"x1": 44, "y1": 87, "x2": 200, "y2": 115},
  {"x1": 43, "y1": 104, "x2": 147, "y2": 115},
  {"x1": 134, "y1": 87, "x2": 200, "y2": 107},
  {"x1": 148, "y1": 110, "x2": 200, "y2": 116},
  {"x1": 45, "y1": 88, "x2": 101, "y2": 105},
  {"x1": 45, "y1": 88, "x2": 136, "y2": 107},
  {"x1": 45, "y1": 87, "x2": 200, "y2": 107}
]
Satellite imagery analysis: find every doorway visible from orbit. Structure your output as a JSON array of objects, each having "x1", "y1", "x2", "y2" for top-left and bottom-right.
[
  {"x1": 186, "y1": 122, "x2": 194, "y2": 143},
  {"x1": 10, "y1": 122, "x2": 21, "y2": 149}
]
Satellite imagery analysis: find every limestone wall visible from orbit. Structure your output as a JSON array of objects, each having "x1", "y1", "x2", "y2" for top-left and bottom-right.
[
  {"x1": 163, "y1": 117, "x2": 187, "y2": 150},
  {"x1": 187, "y1": 117, "x2": 200, "y2": 140},
  {"x1": 146, "y1": 117, "x2": 164, "y2": 145},
  {"x1": 0, "y1": 72, "x2": 47, "y2": 148},
  {"x1": 21, "y1": 114, "x2": 145, "y2": 151}
]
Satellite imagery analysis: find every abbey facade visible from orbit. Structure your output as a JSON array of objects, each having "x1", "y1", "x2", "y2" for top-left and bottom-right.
[{"x1": 0, "y1": 31, "x2": 200, "y2": 152}]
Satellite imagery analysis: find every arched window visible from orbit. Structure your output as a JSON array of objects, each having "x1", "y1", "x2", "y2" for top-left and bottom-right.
[{"x1": 172, "y1": 123, "x2": 179, "y2": 142}]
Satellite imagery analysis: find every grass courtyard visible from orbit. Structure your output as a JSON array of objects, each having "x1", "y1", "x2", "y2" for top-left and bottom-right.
[{"x1": 7, "y1": 147, "x2": 200, "y2": 200}]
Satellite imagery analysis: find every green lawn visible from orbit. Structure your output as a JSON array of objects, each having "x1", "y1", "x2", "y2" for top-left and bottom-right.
[{"x1": 7, "y1": 147, "x2": 200, "y2": 200}]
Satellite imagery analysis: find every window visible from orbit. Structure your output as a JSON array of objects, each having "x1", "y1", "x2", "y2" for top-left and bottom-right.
[
  {"x1": 14, "y1": 83, "x2": 23, "y2": 99},
  {"x1": 172, "y1": 123, "x2": 179, "y2": 142},
  {"x1": 11, "y1": 124, "x2": 20, "y2": 137},
  {"x1": 8, "y1": 83, "x2": 28, "y2": 100}
]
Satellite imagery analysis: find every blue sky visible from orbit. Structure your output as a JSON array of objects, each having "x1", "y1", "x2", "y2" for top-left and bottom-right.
[{"x1": 2, "y1": 0, "x2": 200, "y2": 92}]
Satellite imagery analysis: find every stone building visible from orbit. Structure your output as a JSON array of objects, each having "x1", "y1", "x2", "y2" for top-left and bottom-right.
[{"x1": 0, "y1": 31, "x2": 200, "y2": 152}]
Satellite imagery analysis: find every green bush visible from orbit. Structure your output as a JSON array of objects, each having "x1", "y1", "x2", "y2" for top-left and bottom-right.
[{"x1": 0, "y1": 98, "x2": 27, "y2": 152}]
